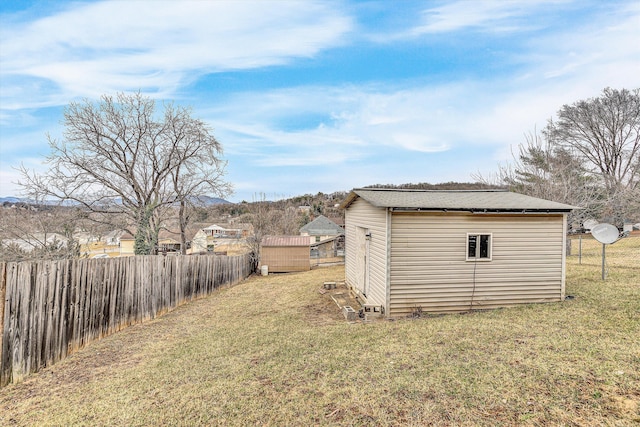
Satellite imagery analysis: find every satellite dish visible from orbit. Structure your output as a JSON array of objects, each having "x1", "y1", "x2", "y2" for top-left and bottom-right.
[{"x1": 591, "y1": 223, "x2": 619, "y2": 244}]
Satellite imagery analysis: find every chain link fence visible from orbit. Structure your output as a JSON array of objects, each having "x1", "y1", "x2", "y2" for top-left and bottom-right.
[{"x1": 567, "y1": 233, "x2": 639, "y2": 279}]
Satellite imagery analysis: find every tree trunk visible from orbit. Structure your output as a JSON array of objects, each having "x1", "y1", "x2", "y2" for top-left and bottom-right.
[{"x1": 179, "y1": 200, "x2": 188, "y2": 255}]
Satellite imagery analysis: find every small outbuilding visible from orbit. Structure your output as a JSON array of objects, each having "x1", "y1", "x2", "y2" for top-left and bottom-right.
[
  {"x1": 300, "y1": 215, "x2": 345, "y2": 244},
  {"x1": 310, "y1": 234, "x2": 345, "y2": 265},
  {"x1": 340, "y1": 188, "x2": 577, "y2": 317},
  {"x1": 260, "y1": 236, "x2": 310, "y2": 273}
]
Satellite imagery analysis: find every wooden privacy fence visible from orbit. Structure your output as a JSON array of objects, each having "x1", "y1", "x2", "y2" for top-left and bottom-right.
[{"x1": 0, "y1": 253, "x2": 252, "y2": 387}]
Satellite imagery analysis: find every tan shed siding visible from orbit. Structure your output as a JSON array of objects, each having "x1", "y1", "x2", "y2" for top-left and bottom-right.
[
  {"x1": 260, "y1": 246, "x2": 310, "y2": 272},
  {"x1": 344, "y1": 198, "x2": 387, "y2": 307},
  {"x1": 389, "y1": 213, "x2": 565, "y2": 316}
]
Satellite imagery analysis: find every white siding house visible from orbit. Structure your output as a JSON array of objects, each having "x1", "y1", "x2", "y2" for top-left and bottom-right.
[
  {"x1": 341, "y1": 188, "x2": 577, "y2": 318},
  {"x1": 300, "y1": 215, "x2": 345, "y2": 244}
]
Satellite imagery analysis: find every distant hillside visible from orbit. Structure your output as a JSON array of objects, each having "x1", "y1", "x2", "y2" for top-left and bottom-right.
[
  {"x1": 228, "y1": 183, "x2": 503, "y2": 210},
  {"x1": 0, "y1": 197, "x2": 22, "y2": 204},
  {"x1": 1, "y1": 196, "x2": 230, "y2": 206},
  {"x1": 192, "y1": 195, "x2": 230, "y2": 205},
  {"x1": 364, "y1": 182, "x2": 507, "y2": 191}
]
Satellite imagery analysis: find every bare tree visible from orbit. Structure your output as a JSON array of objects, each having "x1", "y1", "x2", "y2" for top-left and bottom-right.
[
  {"x1": 19, "y1": 92, "x2": 230, "y2": 254},
  {"x1": 241, "y1": 195, "x2": 274, "y2": 271},
  {"x1": 473, "y1": 130, "x2": 601, "y2": 226},
  {"x1": 166, "y1": 106, "x2": 232, "y2": 254},
  {"x1": 478, "y1": 88, "x2": 640, "y2": 227},
  {"x1": 545, "y1": 87, "x2": 640, "y2": 224}
]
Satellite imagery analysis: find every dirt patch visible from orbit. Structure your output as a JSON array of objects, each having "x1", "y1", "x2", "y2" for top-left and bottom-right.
[
  {"x1": 610, "y1": 395, "x2": 640, "y2": 418},
  {"x1": 301, "y1": 282, "x2": 363, "y2": 326}
]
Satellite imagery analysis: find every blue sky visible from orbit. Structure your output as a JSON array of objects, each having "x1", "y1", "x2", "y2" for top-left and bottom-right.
[{"x1": 1, "y1": 0, "x2": 639, "y2": 203}]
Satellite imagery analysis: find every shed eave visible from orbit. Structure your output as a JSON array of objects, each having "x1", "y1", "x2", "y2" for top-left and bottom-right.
[
  {"x1": 341, "y1": 188, "x2": 580, "y2": 212},
  {"x1": 339, "y1": 192, "x2": 360, "y2": 209},
  {"x1": 388, "y1": 207, "x2": 574, "y2": 214}
]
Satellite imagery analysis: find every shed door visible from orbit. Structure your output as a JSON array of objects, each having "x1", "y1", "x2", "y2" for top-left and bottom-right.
[{"x1": 355, "y1": 227, "x2": 370, "y2": 297}]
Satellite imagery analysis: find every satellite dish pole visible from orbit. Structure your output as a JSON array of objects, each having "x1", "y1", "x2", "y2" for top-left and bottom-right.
[
  {"x1": 602, "y1": 243, "x2": 606, "y2": 281},
  {"x1": 590, "y1": 223, "x2": 620, "y2": 280}
]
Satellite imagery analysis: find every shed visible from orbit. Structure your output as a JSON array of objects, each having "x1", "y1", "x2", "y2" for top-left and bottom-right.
[
  {"x1": 260, "y1": 236, "x2": 310, "y2": 273},
  {"x1": 340, "y1": 188, "x2": 577, "y2": 317}
]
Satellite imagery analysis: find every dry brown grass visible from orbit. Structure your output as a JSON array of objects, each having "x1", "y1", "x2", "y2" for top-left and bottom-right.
[{"x1": 0, "y1": 237, "x2": 638, "y2": 426}]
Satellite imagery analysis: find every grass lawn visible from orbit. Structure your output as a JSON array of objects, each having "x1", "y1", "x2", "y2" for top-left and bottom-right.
[{"x1": 1, "y1": 236, "x2": 638, "y2": 426}]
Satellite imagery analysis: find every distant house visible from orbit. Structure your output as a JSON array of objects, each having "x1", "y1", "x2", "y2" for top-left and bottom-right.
[
  {"x1": 104, "y1": 230, "x2": 127, "y2": 246},
  {"x1": 310, "y1": 234, "x2": 345, "y2": 265},
  {"x1": 341, "y1": 188, "x2": 577, "y2": 318},
  {"x1": 157, "y1": 233, "x2": 182, "y2": 254},
  {"x1": 201, "y1": 224, "x2": 242, "y2": 238},
  {"x1": 260, "y1": 236, "x2": 310, "y2": 273},
  {"x1": 1, "y1": 233, "x2": 69, "y2": 253},
  {"x1": 119, "y1": 230, "x2": 185, "y2": 256},
  {"x1": 327, "y1": 216, "x2": 345, "y2": 228},
  {"x1": 202, "y1": 224, "x2": 226, "y2": 237},
  {"x1": 300, "y1": 215, "x2": 344, "y2": 244},
  {"x1": 234, "y1": 223, "x2": 253, "y2": 238},
  {"x1": 190, "y1": 229, "x2": 210, "y2": 254},
  {"x1": 73, "y1": 231, "x2": 98, "y2": 245},
  {"x1": 189, "y1": 223, "x2": 249, "y2": 254},
  {"x1": 119, "y1": 233, "x2": 135, "y2": 256}
]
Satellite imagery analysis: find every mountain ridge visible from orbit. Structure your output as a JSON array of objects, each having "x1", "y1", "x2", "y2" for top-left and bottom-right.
[{"x1": 1, "y1": 196, "x2": 231, "y2": 206}]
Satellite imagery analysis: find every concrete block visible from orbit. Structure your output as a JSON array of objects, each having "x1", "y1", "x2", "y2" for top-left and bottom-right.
[
  {"x1": 323, "y1": 281, "x2": 337, "y2": 290},
  {"x1": 342, "y1": 305, "x2": 357, "y2": 321},
  {"x1": 362, "y1": 304, "x2": 383, "y2": 318}
]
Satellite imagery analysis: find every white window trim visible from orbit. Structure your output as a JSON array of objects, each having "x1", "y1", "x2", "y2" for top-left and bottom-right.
[{"x1": 466, "y1": 232, "x2": 493, "y2": 261}]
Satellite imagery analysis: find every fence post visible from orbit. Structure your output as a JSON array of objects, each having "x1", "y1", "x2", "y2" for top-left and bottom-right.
[
  {"x1": 579, "y1": 235, "x2": 582, "y2": 264},
  {"x1": 0, "y1": 264, "x2": 5, "y2": 358},
  {"x1": 0, "y1": 263, "x2": 6, "y2": 386}
]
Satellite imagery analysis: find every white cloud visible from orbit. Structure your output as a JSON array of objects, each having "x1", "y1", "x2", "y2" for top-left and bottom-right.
[
  {"x1": 2, "y1": 0, "x2": 638, "y2": 201},
  {"x1": 0, "y1": 167, "x2": 21, "y2": 197},
  {"x1": 210, "y1": 82, "x2": 483, "y2": 170},
  {"x1": 0, "y1": 0, "x2": 353, "y2": 108},
  {"x1": 410, "y1": 0, "x2": 569, "y2": 35},
  {"x1": 211, "y1": 0, "x2": 640, "y2": 174},
  {"x1": 0, "y1": 156, "x2": 48, "y2": 197},
  {"x1": 535, "y1": 7, "x2": 640, "y2": 88}
]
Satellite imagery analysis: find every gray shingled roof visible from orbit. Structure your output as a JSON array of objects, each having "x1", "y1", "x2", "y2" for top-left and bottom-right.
[
  {"x1": 299, "y1": 215, "x2": 345, "y2": 235},
  {"x1": 341, "y1": 188, "x2": 578, "y2": 212}
]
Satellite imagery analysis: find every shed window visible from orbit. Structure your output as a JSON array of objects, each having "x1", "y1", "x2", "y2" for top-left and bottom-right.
[{"x1": 467, "y1": 233, "x2": 492, "y2": 261}]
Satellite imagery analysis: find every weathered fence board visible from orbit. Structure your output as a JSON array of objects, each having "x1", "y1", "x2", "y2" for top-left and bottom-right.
[
  {"x1": 0, "y1": 253, "x2": 252, "y2": 387},
  {"x1": 0, "y1": 263, "x2": 6, "y2": 382}
]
